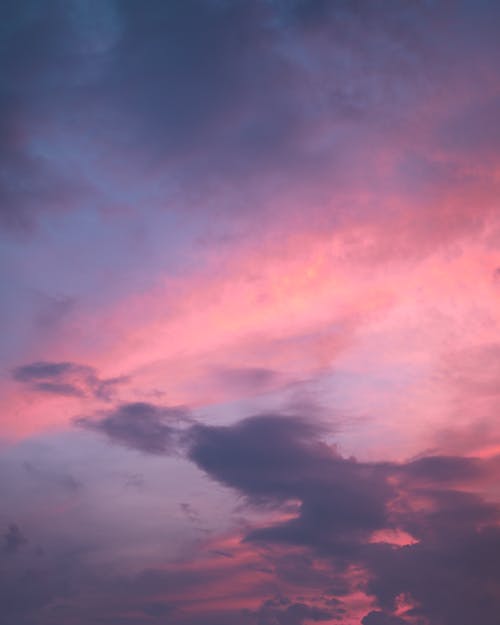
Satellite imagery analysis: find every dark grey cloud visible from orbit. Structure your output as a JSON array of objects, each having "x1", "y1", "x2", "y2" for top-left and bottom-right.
[
  {"x1": 188, "y1": 414, "x2": 393, "y2": 558},
  {"x1": 66, "y1": 403, "x2": 500, "y2": 623},
  {"x1": 364, "y1": 523, "x2": 500, "y2": 625},
  {"x1": 188, "y1": 414, "x2": 328, "y2": 497},
  {"x1": 0, "y1": 0, "x2": 291, "y2": 230},
  {"x1": 402, "y1": 454, "x2": 484, "y2": 484},
  {"x1": 12, "y1": 360, "x2": 127, "y2": 400},
  {"x1": 89, "y1": 0, "x2": 431, "y2": 186},
  {"x1": 13, "y1": 361, "x2": 68, "y2": 380},
  {"x1": 3, "y1": 0, "x2": 499, "y2": 236},
  {"x1": 185, "y1": 413, "x2": 500, "y2": 625},
  {"x1": 5, "y1": 408, "x2": 500, "y2": 624},
  {"x1": 76, "y1": 401, "x2": 190, "y2": 454}
]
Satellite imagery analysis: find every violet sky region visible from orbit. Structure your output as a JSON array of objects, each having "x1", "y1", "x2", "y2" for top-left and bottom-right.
[{"x1": 2, "y1": 2, "x2": 500, "y2": 624}]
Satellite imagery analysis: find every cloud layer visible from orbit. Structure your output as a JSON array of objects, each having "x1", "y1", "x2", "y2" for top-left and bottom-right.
[{"x1": 2, "y1": 1, "x2": 500, "y2": 624}]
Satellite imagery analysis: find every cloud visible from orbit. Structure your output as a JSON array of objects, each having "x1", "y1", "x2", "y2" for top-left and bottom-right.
[
  {"x1": 186, "y1": 413, "x2": 500, "y2": 624},
  {"x1": 401, "y1": 455, "x2": 484, "y2": 484},
  {"x1": 188, "y1": 414, "x2": 328, "y2": 496},
  {"x1": 188, "y1": 414, "x2": 393, "y2": 555},
  {"x1": 12, "y1": 360, "x2": 127, "y2": 400},
  {"x1": 4, "y1": 2, "x2": 500, "y2": 623},
  {"x1": 3, "y1": 0, "x2": 499, "y2": 241},
  {"x1": 5, "y1": 404, "x2": 500, "y2": 625},
  {"x1": 67, "y1": 404, "x2": 500, "y2": 623},
  {"x1": 76, "y1": 401, "x2": 190, "y2": 454}
]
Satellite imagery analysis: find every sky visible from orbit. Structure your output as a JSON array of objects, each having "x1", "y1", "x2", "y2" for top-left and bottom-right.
[{"x1": 1, "y1": 1, "x2": 500, "y2": 623}]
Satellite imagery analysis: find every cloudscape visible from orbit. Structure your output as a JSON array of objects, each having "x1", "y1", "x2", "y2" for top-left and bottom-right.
[{"x1": 2, "y1": 1, "x2": 500, "y2": 624}]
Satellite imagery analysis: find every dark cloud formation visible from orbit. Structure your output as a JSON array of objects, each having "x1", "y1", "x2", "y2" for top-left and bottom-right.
[
  {"x1": 12, "y1": 360, "x2": 126, "y2": 400},
  {"x1": 187, "y1": 414, "x2": 500, "y2": 625},
  {"x1": 402, "y1": 454, "x2": 483, "y2": 484},
  {"x1": 2, "y1": 0, "x2": 499, "y2": 236},
  {"x1": 76, "y1": 401, "x2": 190, "y2": 454},
  {"x1": 0, "y1": 0, "x2": 291, "y2": 229},
  {"x1": 69, "y1": 405, "x2": 500, "y2": 623},
  {"x1": 189, "y1": 415, "x2": 392, "y2": 558},
  {"x1": 3, "y1": 407, "x2": 500, "y2": 623}
]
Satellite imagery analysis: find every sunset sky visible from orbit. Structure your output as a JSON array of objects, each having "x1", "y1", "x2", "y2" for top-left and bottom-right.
[{"x1": 2, "y1": 2, "x2": 500, "y2": 624}]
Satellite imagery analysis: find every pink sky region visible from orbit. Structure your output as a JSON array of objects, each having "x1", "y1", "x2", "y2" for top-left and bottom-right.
[{"x1": 2, "y1": 1, "x2": 500, "y2": 624}]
